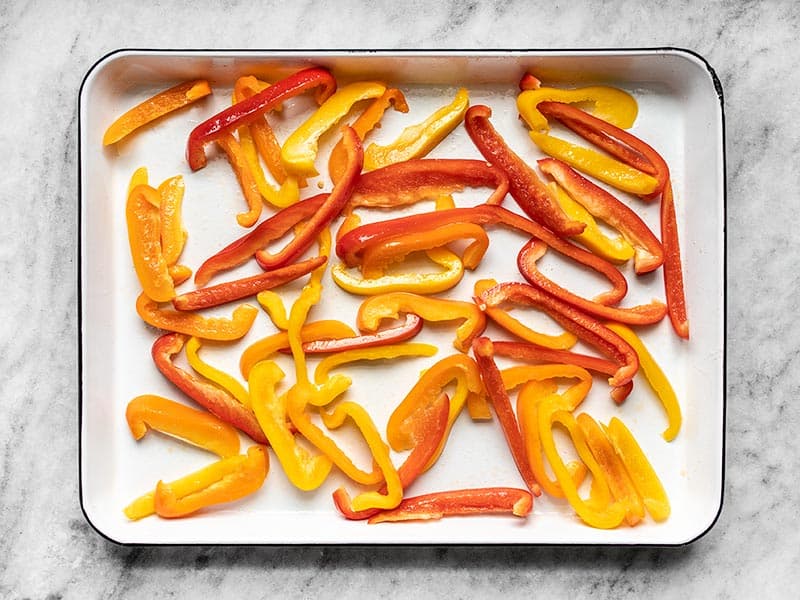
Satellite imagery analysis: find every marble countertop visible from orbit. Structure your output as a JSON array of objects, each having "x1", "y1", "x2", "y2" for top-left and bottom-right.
[{"x1": 2, "y1": 0, "x2": 797, "y2": 597}]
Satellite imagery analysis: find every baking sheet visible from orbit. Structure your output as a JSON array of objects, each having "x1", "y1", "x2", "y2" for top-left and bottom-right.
[{"x1": 79, "y1": 50, "x2": 725, "y2": 545}]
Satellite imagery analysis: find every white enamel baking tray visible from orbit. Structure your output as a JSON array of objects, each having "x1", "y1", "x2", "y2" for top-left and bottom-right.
[{"x1": 79, "y1": 50, "x2": 725, "y2": 545}]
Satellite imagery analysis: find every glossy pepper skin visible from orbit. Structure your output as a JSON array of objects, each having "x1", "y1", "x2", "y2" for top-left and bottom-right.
[
  {"x1": 185, "y1": 336, "x2": 251, "y2": 408},
  {"x1": 660, "y1": 181, "x2": 689, "y2": 339},
  {"x1": 127, "y1": 184, "x2": 175, "y2": 303},
  {"x1": 187, "y1": 67, "x2": 337, "y2": 171},
  {"x1": 156, "y1": 175, "x2": 188, "y2": 268}
]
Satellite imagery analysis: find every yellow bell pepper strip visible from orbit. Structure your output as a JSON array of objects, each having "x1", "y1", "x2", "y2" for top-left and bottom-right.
[
  {"x1": 136, "y1": 293, "x2": 257, "y2": 341},
  {"x1": 605, "y1": 322, "x2": 682, "y2": 441},
  {"x1": 367, "y1": 487, "x2": 533, "y2": 524},
  {"x1": 661, "y1": 180, "x2": 690, "y2": 339},
  {"x1": 463, "y1": 104, "x2": 584, "y2": 237},
  {"x1": 248, "y1": 360, "x2": 333, "y2": 491},
  {"x1": 281, "y1": 81, "x2": 386, "y2": 178},
  {"x1": 320, "y1": 401, "x2": 402, "y2": 511},
  {"x1": 472, "y1": 337, "x2": 541, "y2": 496},
  {"x1": 215, "y1": 132, "x2": 263, "y2": 228},
  {"x1": 127, "y1": 184, "x2": 175, "y2": 303},
  {"x1": 255, "y1": 126, "x2": 363, "y2": 271},
  {"x1": 473, "y1": 278, "x2": 578, "y2": 350},
  {"x1": 517, "y1": 239, "x2": 667, "y2": 325},
  {"x1": 363, "y1": 87, "x2": 469, "y2": 171},
  {"x1": 329, "y1": 88, "x2": 409, "y2": 183},
  {"x1": 187, "y1": 67, "x2": 337, "y2": 172},
  {"x1": 331, "y1": 247, "x2": 465, "y2": 296},
  {"x1": 302, "y1": 313, "x2": 423, "y2": 354},
  {"x1": 576, "y1": 413, "x2": 645, "y2": 526},
  {"x1": 333, "y1": 392, "x2": 449, "y2": 521},
  {"x1": 172, "y1": 255, "x2": 326, "y2": 311},
  {"x1": 257, "y1": 290, "x2": 290, "y2": 330},
  {"x1": 156, "y1": 175, "x2": 187, "y2": 266},
  {"x1": 466, "y1": 389, "x2": 492, "y2": 421},
  {"x1": 125, "y1": 394, "x2": 241, "y2": 458},
  {"x1": 185, "y1": 337, "x2": 250, "y2": 408},
  {"x1": 153, "y1": 445, "x2": 268, "y2": 518},
  {"x1": 539, "y1": 158, "x2": 664, "y2": 274},
  {"x1": 128, "y1": 166, "x2": 149, "y2": 195},
  {"x1": 358, "y1": 292, "x2": 487, "y2": 353},
  {"x1": 517, "y1": 84, "x2": 638, "y2": 134},
  {"x1": 103, "y1": 79, "x2": 211, "y2": 146},
  {"x1": 604, "y1": 417, "x2": 670, "y2": 521},
  {"x1": 538, "y1": 404, "x2": 626, "y2": 528}
]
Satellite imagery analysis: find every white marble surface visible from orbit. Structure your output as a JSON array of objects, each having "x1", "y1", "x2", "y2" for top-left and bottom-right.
[{"x1": 1, "y1": 0, "x2": 797, "y2": 597}]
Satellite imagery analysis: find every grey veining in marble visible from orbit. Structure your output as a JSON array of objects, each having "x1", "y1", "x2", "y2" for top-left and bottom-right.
[{"x1": 2, "y1": 0, "x2": 799, "y2": 597}]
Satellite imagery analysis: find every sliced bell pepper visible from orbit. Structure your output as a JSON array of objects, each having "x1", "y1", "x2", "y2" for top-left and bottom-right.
[
  {"x1": 187, "y1": 67, "x2": 336, "y2": 171},
  {"x1": 519, "y1": 72, "x2": 541, "y2": 91},
  {"x1": 125, "y1": 394, "x2": 241, "y2": 458},
  {"x1": 152, "y1": 332, "x2": 267, "y2": 444},
  {"x1": 168, "y1": 264, "x2": 192, "y2": 286},
  {"x1": 464, "y1": 104, "x2": 583, "y2": 237},
  {"x1": 281, "y1": 81, "x2": 386, "y2": 177},
  {"x1": 136, "y1": 293, "x2": 257, "y2": 341},
  {"x1": 368, "y1": 487, "x2": 533, "y2": 524},
  {"x1": 329, "y1": 88, "x2": 410, "y2": 183},
  {"x1": 363, "y1": 87, "x2": 469, "y2": 171},
  {"x1": 156, "y1": 175, "x2": 187, "y2": 267},
  {"x1": 501, "y1": 363, "x2": 592, "y2": 410},
  {"x1": 538, "y1": 158, "x2": 663, "y2": 274},
  {"x1": 127, "y1": 184, "x2": 175, "y2": 303},
  {"x1": 153, "y1": 445, "x2": 268, "y2": 518},
  {"x1": 661, "y1": 180, "x2": 689, "y2": 339},
  {"x1": 185, "y1": 337, "x2": 250, "y2": 408},
  {"x1": 128, "y1": 166, "x2": 149, "y2": 195},
  {"x1": 257, "y1": 290, "x2": 290, "y2": 330},
  {"x1": 215, "y1": 132, "x2": 263, "y2": 227},
  {"x1": 517, "y1": 239, "x2": 667, "y2": 325},
  {"x1": 103, "y1": 79, "x2": 211, "y2": 146},
  {"x1": 604, "y1": 417, "x2": 670, "y2": 521},
  {"x1": 301, "y1": 313, "x2": 423, "y2": 354},
  {"x1": 472, "y1": 337, "x2": 541, "y2": 496},
  {"x1": 173, "y1": 255, "x2": 326, "y2": 311},
  {"x1": 358, "y1": 292, "x2": 486, "y2": 353},
  {"x1": 605, "y1": 322, "x2": 682, "y2": 441}
]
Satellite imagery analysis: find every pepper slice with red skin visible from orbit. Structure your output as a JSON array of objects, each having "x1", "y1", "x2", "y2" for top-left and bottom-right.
[
  {"x1": 464, "y1": 104, "x2": 584, "y2": 237},
  {"x1": 300, "y1": 313, "x2": 423, "y2": 354},
  {"x1": 186, "y1": 67, "x2": 337, "y2": 171},
  {"x1": 152, "y1": 332, "x2": 268, "y2": 444},
  {"x1": 661, "y1": 180, "x2": 689, "y2": 339}
]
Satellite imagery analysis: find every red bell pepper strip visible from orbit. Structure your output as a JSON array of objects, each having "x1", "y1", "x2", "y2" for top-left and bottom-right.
[
  {"x1": 517, "y1": 239, "x2": 667, "y2": 325},
  {"x1": 300, "y1": 313, "x2": 423, "y2": 354},
  {"x1": 254, "y1": 126, "x2": 362, "y2": 271},
  {"x1": 186, "y1": 67, "x2": 337, "y2": 171},
  {"x1": 173, "y1": 255, "x2": 326, "y2": 311},
  {"x1": 368, "y1": 487, "x2": 533, "y2": 524},
  {"x1": 538, "y1": 158, "x2": 664, "y2": 274},
  {"x1": 194, "y1": 194, "x2": 328, "y2": 287},
  {"x1": 464, "y1": 104, "x2": 584, "y2": 236},
  {"x1": 152, "y1": 332, "x2": 268, "y2": 444},
  {"x1": 661, "y1": 180, "x2": 689, "y2": 339},
  {"x1": 472, "y1": 337, "x2": 541, "y2": 496}
]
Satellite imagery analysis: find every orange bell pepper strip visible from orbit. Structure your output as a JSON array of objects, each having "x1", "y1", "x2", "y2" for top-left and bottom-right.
[
  {"x1": 358, "y1": 292, "x2": 486, "y2": 353},
  {"x1": 329, "y1": 88, "x2": 409, "y2": 183},
  {"x1": 128, "y1": 166, "x2": 149, "y2": 194},
  {"x1": 136, "y1": 293, "x2": 257, "y2": 341},
  {"x1": 125, "y1": 394, "x2": 241, "y2": 458},
  {"x1": 661, "y1": 180, "x2": 690, "y2": 338},
  {"x1": 215, "y1": 132, "x2": 263, "y2": 228},
  {"x1": 363, "y1": 87, "x2": 469, "y2": 171},
  {"x1": 156, "y1": 175, "x2": 187, "y2": 267},
  {"x1": 153, "y1": 445, "x2": 268, "y2": 518},
  {"x1": 257, "y1": 290, "x2": 290, "y2": 330},
  {"x1": 152, "y1": 333, "x2": 267, "y2": 444},
  {"x1": 472, "y1": 337, "x2": 541, "y2": 496},
  {"x1": 127, "y1": 184, "x2": 175, "y2": 303},
  {"x1": 301, "y1": 313, "x2": 423, "y2": 354},
  {"x1": 103, "y1": 79, "x2": 211, "y2": 145},
  {"x1": 185, "y1": 337, "x2": 250, "y2": 408}
]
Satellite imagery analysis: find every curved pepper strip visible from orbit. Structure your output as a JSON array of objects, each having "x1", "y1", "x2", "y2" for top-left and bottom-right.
[
  {"x1": 368, "y1": 487, "x2": 533, "y2": 524},
  {"x1": 153, "y1": 445, "x2": 268, "y2": 518},
  {"x1": 501, "y1": 364, "x2": 592, "y2": 410},
  {"x1": 519, "y1": 72, "x2": 541, "y2": 91},
  {"x1": 185, "y1": 337, "x2": 251, "y2": 408},
  {"x1": 281, "y1": 81, "x2": 385, "y2": 177},
  {"x1": 661, "y1": 180, "x2": 689, "y2": 339},
  {"x1": 103, "y1": 79, "x2": 211, "y2": 145},
  {"x1": 464, "y1": 104, "x2": 583, "y2": 237},
  {"x1": 215, "y1": 132, "x2": 264, "y2": 227},
  {"x1": 320, "y1": 401, "x2": 402, "y2": 511},
  {"x1": 363, "y1": 87, "x2": 469, "y2": 171},
  {"x1": 248, "y1": 360, "x2": 332, "y2": 491},
  {"x1": 605, "y1": 323, "x2": 682, "y2": 441},
  {"x1": 539, "y1": 158, "x2": 663, "y2": 274},
  {"x1": 474, "y1": 279, "x2": 578, "y2": 350},
  {"x1": 301, "y1": 313, "x2": 423, "y2": 354},
  {"x1": 576, "y1": 413, "x2": 645, "y2": 526},
  {"x1": 152, "y1": 333, "x2": 267, "y2": 444},
  {"x1": 127, "y1": 184, "x2": 175, "y2": 303},
  {"x1": 257, "y1": 290, "x2": 290, "y2": 330},
  {"x1": 333, "y1": 392, "x2": 450, "y2": 521},
  {"x1": 517, "y1": 84, "x2": 638, "y2": 133},
  {"x1": 604, "y1": 417, "x2": 670, "y2": 521},
  {"x1": 187, "y1": 67, "x2": 336, "y2": 171},
  {"x1": 472, "y1": 337, "x2": 541, "y2": 496},
  {"x1": 136, "y1": 293, "x2": 257, "y2": 341},
  {"x1": 255, "y1": 126, "x2": 362, "y2": 271},
  {"x1": 128, "y1": 166, "x2": 149, "y2": 195},
  {"x1": 329, "y1": 87, "x2": 409, "y2": 184},
  {"x1": 517, "y1": 239, "x2": 667, "y2": 325},
  {"x1": 156, "y1": 175, "x2": 187, "y2": 267},
  {"x1": 358, "y1": 292, "x2": 487, "y2": 353}
]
